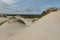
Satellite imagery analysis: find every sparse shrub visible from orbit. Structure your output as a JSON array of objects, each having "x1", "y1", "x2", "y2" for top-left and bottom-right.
[
  {"x1": 47, "y1": 7, "x2": 57, "y2": 13},
  {"x1": 38, "y1": 7, "x2": 57, "y2": 19}
]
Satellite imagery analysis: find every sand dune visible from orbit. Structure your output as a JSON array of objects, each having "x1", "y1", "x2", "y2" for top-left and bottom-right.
[
  {"x1": 0, "y1": 10, "x2": 60, "y2": 40},
  {"x1": 31, "y1": 10, "x2": 60, "y2": 40}
]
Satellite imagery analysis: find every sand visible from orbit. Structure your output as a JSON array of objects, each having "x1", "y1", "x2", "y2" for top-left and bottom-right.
[{"x1": 0, "y1": 10, "x2": 60, "y2": 40}]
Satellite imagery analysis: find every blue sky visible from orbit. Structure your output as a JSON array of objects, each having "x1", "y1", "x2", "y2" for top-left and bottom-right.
[{"x1": 0, "y1": 0, "x2": 60, "y2": 14}]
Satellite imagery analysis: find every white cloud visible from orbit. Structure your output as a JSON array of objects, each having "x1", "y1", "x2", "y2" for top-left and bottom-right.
[{"x1": 1, "y1": 0, "x2": 22, "y2": 5}]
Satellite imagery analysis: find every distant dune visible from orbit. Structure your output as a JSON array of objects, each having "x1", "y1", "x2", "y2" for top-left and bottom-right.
[{"x1": 0, "y1": 8, "x2": 60, "y2": 40}]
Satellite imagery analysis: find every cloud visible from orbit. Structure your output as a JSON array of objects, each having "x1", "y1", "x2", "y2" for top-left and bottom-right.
[
  {"x1": 0, "y1": 0, "x2": 41, "y2": 14},
  {"x1": 1, "y1": 0, "x2": 22, "y2": 5}
]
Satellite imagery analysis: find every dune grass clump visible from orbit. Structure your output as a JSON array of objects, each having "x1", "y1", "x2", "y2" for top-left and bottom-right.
[
  {"x1": 16, "y1": 19, "x2": 25, "y2": 25},
  {"x1": 38, "y1": 7, "x2": 57, "y2": 19},
  {"x1": 0, "y1": 14, "x2": 7, "y2": 18},
  {"x1": 0, "y1": 20, "x2": 7, "y2": 25}
]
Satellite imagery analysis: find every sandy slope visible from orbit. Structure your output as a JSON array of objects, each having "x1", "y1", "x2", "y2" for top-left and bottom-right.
[
  {"x1": 31, "y1": 10, "x2": 60, "y2": 40},
  {"x1": 0, "y1": 10, "x2": 60, "y2": 40}
]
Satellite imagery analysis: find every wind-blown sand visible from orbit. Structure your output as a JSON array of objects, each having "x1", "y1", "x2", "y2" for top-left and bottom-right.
[{"x1": 0, "y1": 10, "x2": 60, "y2": 40}]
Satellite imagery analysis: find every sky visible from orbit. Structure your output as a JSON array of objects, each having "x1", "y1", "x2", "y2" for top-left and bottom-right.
[{"x1": 0, "y1": 0, "x2": 60, "y2": 14}]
